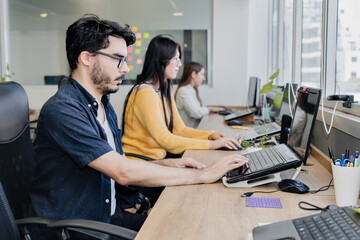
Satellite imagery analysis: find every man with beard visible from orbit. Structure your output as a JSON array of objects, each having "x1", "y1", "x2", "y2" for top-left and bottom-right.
[{"x1": 29, "y1": 14, "x2": 248, "y2": 238}]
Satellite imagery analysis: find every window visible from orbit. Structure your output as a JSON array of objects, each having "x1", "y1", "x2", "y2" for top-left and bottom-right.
[
  {"x1": 300, "y1": 0, "x2": 322, "y2": 88},
  {"x1": 336, "y1": 0, "x2": 360, "y2": 102}
]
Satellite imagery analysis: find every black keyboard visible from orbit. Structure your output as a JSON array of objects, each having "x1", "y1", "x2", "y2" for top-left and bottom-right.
[
  {"x1": 254, "y1": 123, "x2": 279, "y2": 135},
  {"x1": 293, "y1": 208, "x2": 360, "y2": 240}
]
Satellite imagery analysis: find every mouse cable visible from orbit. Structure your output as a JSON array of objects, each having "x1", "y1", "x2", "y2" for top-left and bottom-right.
[
  {"x1": 241, "y1": 178, "x2": 333, "y2": 198},
  {"x1": 308, "y1": 178, "x2": 333, "y2": 194},
  {"x1": 240, "y1": 185, "x2": 297, "y2": 197}
]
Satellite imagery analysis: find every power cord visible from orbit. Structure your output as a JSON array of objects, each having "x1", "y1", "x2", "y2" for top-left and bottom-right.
[
  {"x1": 298, "y1": 201, "x2": 338, "y2": 212},
  {"x1": 241, "y1": 178, "x2": 333, "y2": 197}
]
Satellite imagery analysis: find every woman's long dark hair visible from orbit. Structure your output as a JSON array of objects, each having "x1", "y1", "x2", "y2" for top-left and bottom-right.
[
  {"x1": 122, "y1": 35, "x2": 182, "y2": 133},
  {"x1": 175, "y1": 62, "x2": 204, "y2": 106}
]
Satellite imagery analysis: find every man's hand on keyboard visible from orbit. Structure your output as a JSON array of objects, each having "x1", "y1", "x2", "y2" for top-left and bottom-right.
[{"x1": 202, "y1": 154, "x2": 249, "y2": 184}]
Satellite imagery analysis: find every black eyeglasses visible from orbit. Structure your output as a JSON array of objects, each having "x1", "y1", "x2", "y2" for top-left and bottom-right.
[{"x1": 95, "y1": 51, "x2": 127, "y2": 69}]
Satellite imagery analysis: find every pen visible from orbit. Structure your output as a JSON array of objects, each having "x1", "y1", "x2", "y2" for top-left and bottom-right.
[
  {"x1": 345, "y1": 149, "x2": 349, "y2": 159},
  {"x1": 328, "y1": 146, "x2": 335, "y2": 165}
]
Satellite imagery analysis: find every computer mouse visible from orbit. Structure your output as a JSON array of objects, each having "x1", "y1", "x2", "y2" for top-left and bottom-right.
[
  {"x1": 227, "y1": 120, "x2": 243, "y2": 126},
  {"x1": 217, "y1": 145, "x2": 242, "y2": 151},
  {"x1": 278, "y1": 179, "x2": 310, "y2": 194},
  {"x1": 219, "y1": 109, "x2": 232, "y2": 116}
]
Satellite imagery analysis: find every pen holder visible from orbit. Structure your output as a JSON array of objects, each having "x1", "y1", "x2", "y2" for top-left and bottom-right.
[
  {"x1": 261, "y1": 107, "x2": 272, "y2": 121},
  {"x1": 332, "y1": 163, "x2": 360, "y2": 207}
]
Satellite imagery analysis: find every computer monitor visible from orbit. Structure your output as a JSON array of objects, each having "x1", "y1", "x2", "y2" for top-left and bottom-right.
[
  {"x1": 287, "y1": 86, "x2": 321, "y2": 165},
  {"x1": 247, "y1": 77, "x2": 260, "y2": 108},
  {"x1": 278, "y1": 83, "x2": 298, "y2": 119}
]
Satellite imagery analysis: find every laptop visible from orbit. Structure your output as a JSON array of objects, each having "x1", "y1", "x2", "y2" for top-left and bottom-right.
[
  {"x1": 253, "y1": 206, "x2": 360, "y2": 240},
  {"x1": 225, "y1": 86, "x2": 321, "y2": 184},
  {"x1": 224, "y1": 77, "x2": 260, "y2": 121},
  {"x1": 238, "y1": 83, "x2": 298, "y2": 141}
]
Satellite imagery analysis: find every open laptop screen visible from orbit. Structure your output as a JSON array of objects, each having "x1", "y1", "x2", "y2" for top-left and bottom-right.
[{"x1": 287, "y1": 87, "x2": 321, "y2": 165}]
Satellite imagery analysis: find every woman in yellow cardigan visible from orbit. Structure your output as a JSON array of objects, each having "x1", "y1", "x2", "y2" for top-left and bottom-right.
[
  {"x1": 122, "y1": 35, "x2": 240, "y2": 161},
  {"x1": 121, "y1": 35, "x2": 241, "y2": 205}
]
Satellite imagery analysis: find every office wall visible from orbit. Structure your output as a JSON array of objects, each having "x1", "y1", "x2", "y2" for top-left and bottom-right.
[{"x1": 24, "y1": 0, "x2": 262, "y2": 120}]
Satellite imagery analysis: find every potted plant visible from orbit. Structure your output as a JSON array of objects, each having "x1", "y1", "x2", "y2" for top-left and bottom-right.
[{"x1": 1, "y1": 64, "x2": 15, "y2": 82}]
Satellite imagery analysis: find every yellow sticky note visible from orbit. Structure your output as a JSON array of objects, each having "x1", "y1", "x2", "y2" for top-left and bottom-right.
[
  {"x1": 136, "y1": 33, "x2": 142, "y2": 39},
  {"x1": 135, "y1": 49, "x2": 141, "y2": 54},
  {"x1": 231, "y1": 126, "x2": 251, "y2": 130},
  {"x1": 132, "y1": 26, "x2": 138, "y2": 32},
  {"x1": 128, "y1": 65, "x2": 133, "y2": 71},
  {"x1": 136, "y1": 40, "x2": 142, "y2": 47},
  {"x1": 144, "y1": 32, "x2": 149, "y2": 39}
]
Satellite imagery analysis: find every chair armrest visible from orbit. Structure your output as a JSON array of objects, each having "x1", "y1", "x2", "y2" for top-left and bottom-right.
[
  {"x1": 16, "y1": 217, "x2": 55, "y2": 226},
  {"x1": 47, "y1": 219, "x2": 137, "y2": 240}
]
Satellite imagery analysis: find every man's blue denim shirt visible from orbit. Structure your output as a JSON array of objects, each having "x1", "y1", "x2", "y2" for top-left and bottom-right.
[{"x1": 30, "y1": 77, "x2": 126, "y2": 223}]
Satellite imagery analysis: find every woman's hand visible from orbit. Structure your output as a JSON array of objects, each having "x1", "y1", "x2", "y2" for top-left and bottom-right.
[
  {"x1": 208, "y1": 106, "x2": 226, "y2": 113},
  {"x1": 209, "y1": 137, "x2": 241, "y2": 150},
  {"x1": 208, "y1": 132, "x2": 225, "y2": 140}
]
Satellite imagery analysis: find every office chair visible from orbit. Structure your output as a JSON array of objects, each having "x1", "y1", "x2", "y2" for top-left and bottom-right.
[
  {"x1": 0, "y1": 81, "x2": 35, "y2": 219},
  {"x1": 0, "y1": 82, "x2": 137, "y2": 239}
]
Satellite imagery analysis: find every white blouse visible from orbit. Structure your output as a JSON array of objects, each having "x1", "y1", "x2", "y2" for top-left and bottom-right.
[{"x1": 175, "y1": 84, "x2": 210, "y2": 128}]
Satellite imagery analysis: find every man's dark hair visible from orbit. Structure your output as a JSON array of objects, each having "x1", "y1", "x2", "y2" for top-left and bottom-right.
[{"x1": 66, "y1": 14, "x2": 136, "y2": 71}]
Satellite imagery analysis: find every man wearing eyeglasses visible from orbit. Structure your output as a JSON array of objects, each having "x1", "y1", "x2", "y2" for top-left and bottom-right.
[{"x1": 29, "y1": 14, "x2": 248, "y2": 238}]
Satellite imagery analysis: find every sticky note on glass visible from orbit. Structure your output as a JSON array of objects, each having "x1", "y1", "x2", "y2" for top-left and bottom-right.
[
  {"x1": 127, "y1": 47, "x2": 133, "y2": 53},
  {"x1": 132, "y1": 26, "x2": 138, "y2": 32},
  {"x1": 136, "y1": 40, "x2": 142, "y2": 47},
  {"x1": 136, "y1": 59, "x2": 142, "y2": 64},
  {"x1": 144, "y1": 32, "x2": 150, "y2": 39},
  {"x1": 135, "y1": 49, "x2": 141, "y2": 54},
  {"x1": 128, "y1": 65, "x2": 133, "y2": 71},
  {"x1": 246, "y1": 197, "x2": 283, "y2": 208},
  {"x1": 127, "y1": 56, "x2": 133, "y2": 61},
  {"x1": 136, "y1": 33, "x2": 142, "y2": 39}
]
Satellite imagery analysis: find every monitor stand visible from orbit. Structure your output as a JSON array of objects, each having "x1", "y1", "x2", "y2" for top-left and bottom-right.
[{"x1": 222, "y1": 166, "x2": 302, "y2": 188}]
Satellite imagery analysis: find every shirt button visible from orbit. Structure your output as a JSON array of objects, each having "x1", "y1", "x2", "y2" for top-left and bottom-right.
[
  {"x1": 93, "y1": 102, "x2": 97, "y2": 106},
  {"x1": 105, "y1": 199, "x2": 110, "y2": 203},
  {"x1": 88, "y1": 104, "x2": 91, "y2": 108}
]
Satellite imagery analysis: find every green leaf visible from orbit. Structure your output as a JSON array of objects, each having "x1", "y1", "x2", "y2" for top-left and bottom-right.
[
  {"x1": 6, "y1": 64, "x2": 10, "y2": 71},
  {"x1": 260, "y1": 80, "x2": 277, "y2": 94},
  {"x1": 6, "y1": 74, "x2": 11, "y2": 78},
  {"x1": 274, "y1": 92, "x2": 283, "y2": 108},
  {"x1": 269, "y1": 69, "x2": 279, "y2": 80}
]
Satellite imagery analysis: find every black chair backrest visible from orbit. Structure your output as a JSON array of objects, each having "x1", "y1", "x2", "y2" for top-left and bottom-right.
[
  {"x1": 0, "y1": 82, "x2": 35, "y2": 219},
  {"x1": 0, "y1": 182, "x2": 21, "y2": 240}
]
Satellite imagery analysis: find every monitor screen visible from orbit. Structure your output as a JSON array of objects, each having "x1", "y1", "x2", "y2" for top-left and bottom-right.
[
  {"x1": 287, "y1": 86, "x2": 321, "y2": 165},
  {"x1": 278, "y1": 83, "x2": 298, "y2": 119},
  {"x1": 266, "y1": 87, "x2": 283, "y2": 120},
  {"x1": 247, "y1": 77, "x2": 258, "y2": 107}
]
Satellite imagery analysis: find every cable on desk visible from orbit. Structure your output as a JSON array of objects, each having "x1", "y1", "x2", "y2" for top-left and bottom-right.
[
  {"x1": 241, "y1": 178, "x2": 333, "y2": 197},
  {"x1": 298, "y1": 201, "x2": 338, "y2": 212},
  {"x1": 308, "y1": 178, "x2": 333, "y2": 194}
]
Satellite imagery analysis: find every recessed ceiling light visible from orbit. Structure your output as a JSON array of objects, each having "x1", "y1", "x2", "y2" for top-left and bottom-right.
[
  {"x1": 173, "y1": 12, "x2": 183, "y2": 16},
  {"x1": 40, "y1": 13, "x2": 48, "y2": 18}
]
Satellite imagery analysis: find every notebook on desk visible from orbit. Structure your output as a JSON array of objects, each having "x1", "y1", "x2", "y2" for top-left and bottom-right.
[
  {"x1": 253, "y1": 206, "x2": 360, "y2": 240},
  {"x1": 225, "y1": 86, "x2": 321, "y2": 184},
  {"x1": 238, "y1": 83, "x2": 298, "y2": 141}
]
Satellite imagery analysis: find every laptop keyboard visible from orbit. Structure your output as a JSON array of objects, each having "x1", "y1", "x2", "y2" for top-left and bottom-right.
[
  {"x1": 254, "y1": 123, "x2": 279, "y2": 135},
  {"x1": 293, "y1": 208, "x2": 360, "y2": 240},
  {"x1": 245, "y1": 145, "x2": 298, "y2": 172}
]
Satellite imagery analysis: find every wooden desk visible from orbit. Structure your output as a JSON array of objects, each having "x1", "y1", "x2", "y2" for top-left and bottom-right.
[{"x1": 135, "y1": 114, "x2": 340, "y2": 240}]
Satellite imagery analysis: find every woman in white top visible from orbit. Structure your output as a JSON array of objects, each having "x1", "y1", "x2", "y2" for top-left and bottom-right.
[{"x1": 175, "y1": 62, "x2": 225, "y2": 128}]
